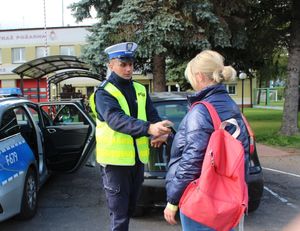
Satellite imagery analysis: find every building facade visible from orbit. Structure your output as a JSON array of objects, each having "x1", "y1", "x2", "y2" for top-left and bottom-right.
[
  {"x1": 0, "y1": 26, "x2": 95, "y2": 101},
  {"x1": 0, "y1": 26, "x2": 254, "y2": 106}
]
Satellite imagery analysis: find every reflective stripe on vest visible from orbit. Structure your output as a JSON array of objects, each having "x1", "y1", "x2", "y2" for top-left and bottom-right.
[
  {"x1": 89, "y1": 92, "x2": 97, "y2": 116},
  {"x1": 96, "y1": 82, "x2": 149, "y2": 165}
]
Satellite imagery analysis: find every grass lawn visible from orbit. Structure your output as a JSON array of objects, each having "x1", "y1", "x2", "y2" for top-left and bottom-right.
[
  {"x1": 243, "y1": 108, "x2": 300, "y2": 148},
  {"x1": 255, "y1": 100, "x2": 284, "y2": 107}
]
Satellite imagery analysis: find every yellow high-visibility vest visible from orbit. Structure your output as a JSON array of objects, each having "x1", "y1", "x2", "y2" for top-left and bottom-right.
[
  {"x1": 95, "y1": 81, "x2": 149, "y2": 165},
  {"x1": 89, "y1": 92, "x2": 97, "y2": 116}
]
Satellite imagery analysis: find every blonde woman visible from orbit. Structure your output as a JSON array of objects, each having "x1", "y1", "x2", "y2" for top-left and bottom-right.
[{"x1": 164, "y1": 50, "x2": 250, "y2": 231}]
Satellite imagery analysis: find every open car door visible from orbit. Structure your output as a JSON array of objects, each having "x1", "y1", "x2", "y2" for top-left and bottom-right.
[{"x1": 39, "y1": 102, "x2": 95, "y2": 173}]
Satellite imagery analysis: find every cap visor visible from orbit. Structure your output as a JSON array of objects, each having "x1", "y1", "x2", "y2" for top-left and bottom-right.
[{"x1": 116, "y1": 56, "x2": 135, "y2": 62}]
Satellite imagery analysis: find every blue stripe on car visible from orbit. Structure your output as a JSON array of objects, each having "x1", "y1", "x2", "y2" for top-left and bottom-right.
[{"x1": 0, "y1": 134, "x2": 35, "y2": 186}]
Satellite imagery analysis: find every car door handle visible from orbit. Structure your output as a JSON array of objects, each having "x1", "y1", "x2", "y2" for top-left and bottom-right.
[{"x1": 47, "y1": 128, "x2": 56, "y2": 134}]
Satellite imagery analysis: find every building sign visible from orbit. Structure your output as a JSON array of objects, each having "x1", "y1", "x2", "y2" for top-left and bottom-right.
[
  {"x1": 0, "y1": 27, "x2": 90, "y2": 47},
  {"x1": 0, "y1": 34, "x2": 45, "y2": 41}
]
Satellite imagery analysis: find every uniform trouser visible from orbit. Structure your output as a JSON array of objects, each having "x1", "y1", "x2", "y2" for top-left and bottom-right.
[{"x1": 101, "y1": 161, "x2": 144, "y2": 231}]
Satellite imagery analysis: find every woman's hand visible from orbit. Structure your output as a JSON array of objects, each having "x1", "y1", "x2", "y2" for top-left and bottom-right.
[
  {"x1": 164, "y1": 204, "x2": 178, "y2": 225},
  {"x1": 150, "y1": 134, "x2": 169, "y2": 148}
]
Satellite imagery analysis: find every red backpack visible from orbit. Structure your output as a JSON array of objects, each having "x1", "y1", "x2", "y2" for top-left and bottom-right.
[{"x1": 179, "y1": 101, "x2": 248, "y2": 231}]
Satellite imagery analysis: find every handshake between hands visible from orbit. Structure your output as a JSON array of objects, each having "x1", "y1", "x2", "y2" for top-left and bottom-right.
[{"x1": 148, "y1": 120, "x2": 174, "y2": 148}]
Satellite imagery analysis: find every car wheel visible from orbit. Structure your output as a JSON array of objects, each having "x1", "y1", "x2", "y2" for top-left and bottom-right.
[
  {"x1": 17, "y1": 168, "x2": 38, "y2": 220},
  {"x1": 248, "y1": 199, "x2": 261, "y2": 213}
]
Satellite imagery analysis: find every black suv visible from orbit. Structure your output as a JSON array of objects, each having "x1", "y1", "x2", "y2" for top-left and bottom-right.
[{"x1": 138, "y1": 92, "x2": 264, "y2": 214}]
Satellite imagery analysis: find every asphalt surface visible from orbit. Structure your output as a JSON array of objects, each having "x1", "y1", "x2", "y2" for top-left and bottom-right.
[{"x1": 1, "y1": 144, "x2": 300, "y2": 231}]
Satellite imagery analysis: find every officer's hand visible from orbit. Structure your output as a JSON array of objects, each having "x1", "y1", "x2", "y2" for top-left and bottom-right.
[{"x1": 148, "y1": 120, "x2": 173, "y2": 137}]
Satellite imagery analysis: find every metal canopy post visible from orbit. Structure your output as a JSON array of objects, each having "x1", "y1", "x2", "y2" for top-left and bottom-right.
[
  {"x1": 37, "y1": 78, "x2": 40, "y2": 102},
  {"x1": 20, "y1": 74, "x2": 24, "y2": 96},
  {"x1": 48, "y1": 79, "x2": 51, "y2": 100}
]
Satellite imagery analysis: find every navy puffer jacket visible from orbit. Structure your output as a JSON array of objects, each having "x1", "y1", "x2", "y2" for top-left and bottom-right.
[{"x1": 165, "y1": 84, "x2": 250, "y2": 205}]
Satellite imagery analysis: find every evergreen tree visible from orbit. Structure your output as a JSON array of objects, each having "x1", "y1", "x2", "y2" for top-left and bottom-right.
[
  {"x1": 71, "y1": 0, "x2": 300, "y2": 136},
  {"x1": 70, "y1": 0, "x2": 248, "y2": 91}
]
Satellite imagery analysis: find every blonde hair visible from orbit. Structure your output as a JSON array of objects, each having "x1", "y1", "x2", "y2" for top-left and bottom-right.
[{"x1": 185, "y1": 50, "x2": 236, "y2": 86}]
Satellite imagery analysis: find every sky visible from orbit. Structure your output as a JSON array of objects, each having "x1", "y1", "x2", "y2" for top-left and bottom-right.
[{"x1": 0, "y1": 0, "x2": 97, "y2": 29}]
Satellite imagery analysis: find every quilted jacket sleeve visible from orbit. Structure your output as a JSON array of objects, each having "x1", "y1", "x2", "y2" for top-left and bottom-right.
[{"x1": 165, "y1": 104, "x2": 214, "y2": 205}]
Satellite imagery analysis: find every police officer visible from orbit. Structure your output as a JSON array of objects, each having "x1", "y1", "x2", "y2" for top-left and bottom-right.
[{"x1": 94, "y1": 42, "x2": 172, "y2": 231}]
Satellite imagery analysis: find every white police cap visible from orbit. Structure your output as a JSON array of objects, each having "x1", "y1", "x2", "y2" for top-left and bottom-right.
[{"x1": 104, "y1": 42, "x2": 138, "y2": 61}]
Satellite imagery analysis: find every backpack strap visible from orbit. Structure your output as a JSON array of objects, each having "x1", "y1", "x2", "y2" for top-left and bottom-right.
[
  {"x1": 220, "y1": 118, "x2": 241, "y2": 139},
  {"x1": 191, "y1": 101, "x2": 240, "y2": 139},
  {"x1": 190, "y1": 101, "x2": 221, "y2": 131}
]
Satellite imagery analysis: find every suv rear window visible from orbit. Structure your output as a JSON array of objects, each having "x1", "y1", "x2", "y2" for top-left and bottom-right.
[{"x1": 154, "y1": 101, "x2": 188, "y2": 131}]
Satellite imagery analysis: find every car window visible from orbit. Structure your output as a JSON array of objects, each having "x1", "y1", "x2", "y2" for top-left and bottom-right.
[
  {"x1": 39, "y1": 105, "x2": 57, "y2": 126},
  {"x1": 40, "y1": 104, "x2": 88, "y2": 126},
  {"x1": 0, "y1": 109, "x2": 20, "y2": 139},
  {"x1": 154, "y1": 101, "x2": 188, "y2": 131},
  {"x1": 27, "y1": 104, "x2": 41, "y2": 126},
  {"x1": 14, "y1": 107, "x2": 34, "y2": 128}
]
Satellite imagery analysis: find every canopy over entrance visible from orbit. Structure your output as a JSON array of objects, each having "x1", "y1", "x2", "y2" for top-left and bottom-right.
[
  {"x1": 13, "y1": 55, "x2": 90, "y2": 79},
  {"x1": 48, "y1": 70, "x2": 102, "y2": 85},
  {"x1": 12, "y1": 55, "x2": 104, "y2": 101}
]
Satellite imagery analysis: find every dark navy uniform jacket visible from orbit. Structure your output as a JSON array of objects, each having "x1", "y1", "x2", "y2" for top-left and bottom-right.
[
  {"x1": 95, "y1": 72, "x2": 161, "y2": 138},
  {"x1": 166, "y1": 84, "x2": 250, "y2": 205}
]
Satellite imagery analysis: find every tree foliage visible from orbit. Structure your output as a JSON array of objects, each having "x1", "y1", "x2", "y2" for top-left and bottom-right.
[
  {"x1": 70, "y1": 0, "x2": 299, "y2": 135},
  {"x1": 70, "y1": 0, "x2": 248, "y2": 90},
  {"x1": 220, "y1": 0, "x2": 290, "y2": 80}
]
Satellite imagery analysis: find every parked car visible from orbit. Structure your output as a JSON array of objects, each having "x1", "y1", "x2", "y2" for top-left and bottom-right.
[
  {"x1": 138, "y1": 92, "x2": 264, "y2": 214},
  {"x1": 0, "y1": 93, "x2": 95, "y2": 222}
]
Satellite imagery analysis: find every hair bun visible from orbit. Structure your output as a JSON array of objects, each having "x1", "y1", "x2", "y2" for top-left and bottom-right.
[{"x1": 222, "y1": 66, "x2": 237, "y2": 81}]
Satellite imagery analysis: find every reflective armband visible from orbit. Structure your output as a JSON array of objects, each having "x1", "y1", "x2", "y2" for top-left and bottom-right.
[{"x1": 166, "y1": 202, "x2": 178, "y2": 212}]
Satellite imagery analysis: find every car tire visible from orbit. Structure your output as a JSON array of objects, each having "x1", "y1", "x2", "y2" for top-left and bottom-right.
[
  {"x1": 248, "y1": 199, "x2": 261, "y2": 213},
  {"x1": 16, "y1": 168, "x2": 38, "y2": 220}
]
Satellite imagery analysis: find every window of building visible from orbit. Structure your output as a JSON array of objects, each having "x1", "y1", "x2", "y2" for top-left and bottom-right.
[
  {"x1": 226, "y1": 84, "x2": 237, "y2": 95},
  {"x1": 36, "y1": 46, "x2": 50, "y2": 58},
  {"x1": 0, "y1": 49, "x2": 2, "y2": 64},
  {"x1": 12, "y1": 47, "x2": 26, "y2": 63},
  {"x1": 30, "y1": 88, "x2": 37, "y2": 92},
  {"x1": 79, "y1": 45, "x2": 85, "y2": 55},
  {"x1": 60, "y1": 45, "x2": 75, "y2": 56}
]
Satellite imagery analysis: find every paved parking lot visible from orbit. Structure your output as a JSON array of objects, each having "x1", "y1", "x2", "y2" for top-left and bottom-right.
[{"x1": 1, "y1": 144, "x2": 300, "y2": 231}]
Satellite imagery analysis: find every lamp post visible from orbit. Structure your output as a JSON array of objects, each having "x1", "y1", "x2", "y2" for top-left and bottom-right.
[{"x1": 239, "y1": 72, "x2": 247, "y2": 113}]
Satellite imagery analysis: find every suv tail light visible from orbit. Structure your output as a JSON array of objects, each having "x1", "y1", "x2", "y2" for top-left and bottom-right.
[
  {"x1": 242, "y1": 114, "x2": 255, "y2": 155},
  {"x1": 249, "y1": 136, "x2": 255, "y2": 155}
]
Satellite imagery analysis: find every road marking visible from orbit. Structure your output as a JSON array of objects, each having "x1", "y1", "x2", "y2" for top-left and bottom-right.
[
  {"x1": 264, "y1": 186, "x2": 298, "y2": 210},
  {"x1": 263, "y1": 167, "x2": 299, "y2": 210},
  {"x1": 262, "y1": 167, "x2": 300, "y2": 178}
]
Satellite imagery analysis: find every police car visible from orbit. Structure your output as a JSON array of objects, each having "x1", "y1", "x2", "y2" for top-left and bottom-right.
[{"x1": 0, "y1": 89, "x2": 95, "y2": 222}]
